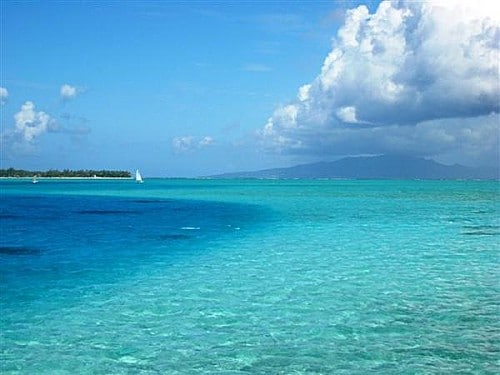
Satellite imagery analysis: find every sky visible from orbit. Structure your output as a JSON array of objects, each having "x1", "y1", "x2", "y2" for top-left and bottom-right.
[{"x1": 1, "y1": 0, "x2": 499, "y2": 177}]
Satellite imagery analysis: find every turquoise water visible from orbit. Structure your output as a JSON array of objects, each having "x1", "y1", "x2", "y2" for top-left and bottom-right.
[{"x1": 1, "y1": 179, "x2": 499, "y2": 374}]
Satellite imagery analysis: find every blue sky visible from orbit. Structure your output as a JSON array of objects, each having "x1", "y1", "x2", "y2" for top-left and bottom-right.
[{"x1": 1, "y1": 1, "x2": 498, "y2": 176}]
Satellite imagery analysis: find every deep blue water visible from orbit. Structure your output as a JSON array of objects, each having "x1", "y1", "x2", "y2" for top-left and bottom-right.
[
  {"x1": 1, "y1": 187, "x2": 265, "y2": 306},
  {"x1": 0, "y1": 179, "x2": 499, "y2": 374}
]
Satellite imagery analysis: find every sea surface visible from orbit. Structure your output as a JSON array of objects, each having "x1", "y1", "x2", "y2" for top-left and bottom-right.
[{"x1": 1, "y1": 179, "x2": 499, "y2": 374}]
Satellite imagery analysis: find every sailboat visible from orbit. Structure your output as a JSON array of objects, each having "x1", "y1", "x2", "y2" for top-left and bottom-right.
[
  {"x1": 32, "y1": 175, "x2": 39, "y2": 184},
  {"x1": 135, "y1": 169, "x2": 144, "y2": 183}
]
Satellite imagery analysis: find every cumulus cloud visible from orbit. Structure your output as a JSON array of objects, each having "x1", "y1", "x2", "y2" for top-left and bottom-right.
[
  {"x1": 0, "y1": 100, "x2": 91, "y2": 158},
  {"x1": 172, "y1": 135, "x2": 215, "y2": 153},
  {"x1": 0, "y1": 87, "x2": 8, "y2": 105},
  {"x1": 260, "y1": 0, "x2": 500, "y2": 165},
  {"x1": 0, "y1": 101, "x2": 56, "y2": 156},
  {"x1": 14, "y1": 101, "x2": 53, "y2": 142},
  {"x1": 60, "y1": 84, "x2": 80, "y2": 100}
]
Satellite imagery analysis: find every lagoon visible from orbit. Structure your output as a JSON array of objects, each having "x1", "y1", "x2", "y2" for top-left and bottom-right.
[{"x1": 1, "y1": 179, "x2": 498, "y2": 373}]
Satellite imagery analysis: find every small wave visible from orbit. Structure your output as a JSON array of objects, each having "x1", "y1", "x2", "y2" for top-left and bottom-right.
[{"x1": 181, "y1": 226, "x2": 200, "y2": 230}]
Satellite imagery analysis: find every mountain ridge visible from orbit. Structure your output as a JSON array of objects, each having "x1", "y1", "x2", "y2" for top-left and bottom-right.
[{"x1": 210, "y1": 155, "x2": 499, "y2": 180}]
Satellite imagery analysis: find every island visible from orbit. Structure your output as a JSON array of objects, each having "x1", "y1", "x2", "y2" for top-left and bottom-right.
[
  {"x1": 209, "y1": 155, "x2": 499, "y2": 180},
  {"x1": 0, "y1": 168, "x2": 131, "y2": 178}
]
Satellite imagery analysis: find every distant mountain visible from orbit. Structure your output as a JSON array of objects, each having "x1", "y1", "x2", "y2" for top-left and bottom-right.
[{"x1": 211, "y1": 155, "x2": 499, "y2": 180}]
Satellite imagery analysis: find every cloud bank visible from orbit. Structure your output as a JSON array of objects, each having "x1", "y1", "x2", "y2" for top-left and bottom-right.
[{"x1": 260, "y1": 0, "x2": 500, "y2": 166}]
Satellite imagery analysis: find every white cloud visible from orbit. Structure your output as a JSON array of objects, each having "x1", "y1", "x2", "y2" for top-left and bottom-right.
[
  {"x1": 14, "y1": 101, "x2": 52, "y2": 142},
  {"x1": 199, "y1": 136, "x2": 215, "y2": 146},
  {"x1": 0, "y1": 87, "x2": 8, "y2": 105},
  {"x1": 298, "y1": 84, "x2": 311, "y2": 102},
  {"x1": 1, "y1": 101, "x2": 91, "y2": 159},
  {"x1": 172, "y1": 136, "x2": 195, "y2": 153},
  {"x1": 336, "y1": 106, "x2": 358, "y2": 124},
  {"x1": 172, "y1": 135, "x2": 215, "y2": 153},
  {"x1": 60, "y1": 84, "x2": 79, "y2": 100},
  {"x1": 260, "y1": 0, "x2": 500, "y2": 165}
]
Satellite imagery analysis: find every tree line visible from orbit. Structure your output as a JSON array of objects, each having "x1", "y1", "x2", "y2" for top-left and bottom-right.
[{"x1": 0, "y1": 168, "x2": 131, "y2": 178}]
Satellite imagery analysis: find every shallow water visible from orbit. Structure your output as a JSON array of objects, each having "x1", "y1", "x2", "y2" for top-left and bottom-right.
[{"x1": 1, "y1": 179, "x2": 499, "y2": 374}]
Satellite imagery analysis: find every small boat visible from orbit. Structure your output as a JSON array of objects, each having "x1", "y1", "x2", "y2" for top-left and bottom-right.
[
  {"x1": 32, "y1": 176, "x2": 38, "y2": 184},
  {"x1": 135, "y1": 169, "x2": 144, "y2": 183}
]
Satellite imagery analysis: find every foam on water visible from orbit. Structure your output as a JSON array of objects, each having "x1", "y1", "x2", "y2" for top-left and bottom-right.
[{"x1": 1, "y1": 179, "x2": 499, "y2": 374}]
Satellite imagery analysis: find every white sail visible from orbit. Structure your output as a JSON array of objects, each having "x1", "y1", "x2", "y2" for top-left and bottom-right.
[{"x1": 135, "y1": 169, "x2": 143, "y2": 183}]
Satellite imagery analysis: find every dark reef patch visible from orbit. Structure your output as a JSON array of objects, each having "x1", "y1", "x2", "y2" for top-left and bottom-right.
[
  {"x1": 0, "y1": 214, "x2": 21, "y2": 219},
  {"x1": 0, "y1": 246, "x2": 40, "y2": 256},
  {"x1": 462, "y1": 231, "x2": 498, "y2": 236},
  {"x1": 130, "y1": 199, "x2": 173, "y2": 204},
  {"x1": 462, "y1": 225, "x2": 499, "y2": 236},
  {"x1": 76, "y1": 210, "x2": 138, "y2": 215},
  {"x1": 159, "y1": 234, "x2": 192, "y2": 241}
]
